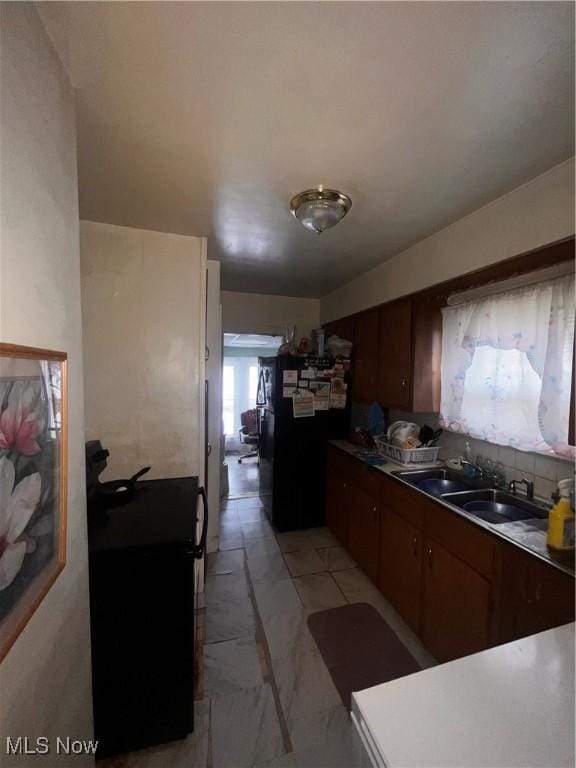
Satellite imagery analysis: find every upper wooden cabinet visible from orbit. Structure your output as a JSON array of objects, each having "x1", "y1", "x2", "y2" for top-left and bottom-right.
[
  {"x1": 377, "y1": 295, "x2": 442, "y2": 412},
  {"x1": 324, "y1": 316, "x2": 355, "y2": 343},
  {"x1": 377, "y1": 299, "x2": 413, "y2": 410},
  {"x1": 353, "y1": 310, "x2": 379, "y2": 403}
]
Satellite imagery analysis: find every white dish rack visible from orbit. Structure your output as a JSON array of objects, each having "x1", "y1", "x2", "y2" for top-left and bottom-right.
[{"x1": 375, "y1": 437, "x2": 440, "y2": 466}]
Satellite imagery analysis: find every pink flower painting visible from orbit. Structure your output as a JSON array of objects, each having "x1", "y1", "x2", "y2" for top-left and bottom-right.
[
  {"x1": 0, "y1": 457, "x2": 41, "y2": 590},
  {"x1": 0, "y1": 346, "x2": 67, "y2": 662},
  {"x1": 0, "y1": 384, "x2": 43, "y2": 455}
]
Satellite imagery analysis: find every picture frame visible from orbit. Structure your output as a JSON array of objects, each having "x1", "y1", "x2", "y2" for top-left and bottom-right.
[{"x1": 0, "y1": 343, "x2": 68, "y2": 662}]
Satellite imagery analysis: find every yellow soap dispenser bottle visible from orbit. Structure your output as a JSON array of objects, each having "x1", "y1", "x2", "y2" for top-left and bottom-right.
[{"x1": 547, "y1": 478, "x2": 575, "y2": 552}]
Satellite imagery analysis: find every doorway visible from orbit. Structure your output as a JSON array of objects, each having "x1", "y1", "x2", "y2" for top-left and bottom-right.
[{"x1": 222, "y1": 333, "x2": 281, "y2": 498}]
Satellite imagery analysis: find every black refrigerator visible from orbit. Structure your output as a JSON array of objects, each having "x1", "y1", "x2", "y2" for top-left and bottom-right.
[{"x1": 257, "y1": 355, "x2": 351, "y2": 532}]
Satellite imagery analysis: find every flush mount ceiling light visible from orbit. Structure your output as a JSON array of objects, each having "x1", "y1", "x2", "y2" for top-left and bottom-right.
[{"x1": 290, "y1": 185, "x2": 352, "y2": 234}]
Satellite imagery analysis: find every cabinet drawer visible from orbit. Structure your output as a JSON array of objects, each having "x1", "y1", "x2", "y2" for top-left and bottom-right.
[
  {"x1": 380, "y1": 476, "x2": 425, "y2": 529},
  {"x1": 423, "y1": 500, "x2": 498, "y2": 579}
]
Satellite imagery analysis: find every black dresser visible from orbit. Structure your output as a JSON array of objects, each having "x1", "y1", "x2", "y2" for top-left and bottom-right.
[{"x1": 88, "y1": 476, "x2": 207, "y2": 757}]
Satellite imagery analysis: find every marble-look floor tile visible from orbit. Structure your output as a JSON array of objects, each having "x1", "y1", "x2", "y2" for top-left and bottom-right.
[
  {"x1": 247, "y1": 551, "x2": 290, "y2": 584},
  {"x1": 289, "y1": 704, "x2": 360, "y2": 768},
  {"x1": 331, "y1": 568, "x2": 407, "y2": 633},
  {"x1": 207, "y1": 548, "x2": 245, "y2": 576},
  {"x1": 242, "y1": 519, "x2": 276, "y2": 540},
  {"x1": 272, "y1": 649, "x2": 340, "y2": 722},
  {"x1": 293, "y1": 573, "x2": 347, "y2": 611},
  {"x1": 307, "y1": 526, "x2": 340, "y2": 549},
  {"x1": 276, "y1": 531, "x2": 315, "y2": 553},
  {"x1": 219, "y1": 532, "x2": 244, "y2": 551},
  {"x1": 252, "y1": 753, "x2": 298, "y2": 768},
  {"x1": 211, "y1": 684, "x2": 284, "y2": 768},
  {"x1": 206, "y1": 570, "x2": 250, "y2": 604},
  {"x1": 263, "y1": 605, "x2": 318, "y2": 661},
  {"x1": 316, "y1": 546, "x2": 356, "y2": 572},
  {"x1": 100, "y1": 699, "x2": 210, "y2": 768},
  {"x1": 205, "y1": 636, "x2": 263, "y2": 697},
  {"x1": 206, "y1": 595, "x2": 256, "y2": 643},
  {"x1": 245, "y1": 536, "x2": 280, "y2": 559},
  {"x1": 283, "y1": 549, "x2": 326, "y2": 577},
  {"x1": 253, "y1": 578, "x2": 302, "y2": 625},
  {"x1": 236, "y1": 496, "x2": 265, "y2": 511},
  {"x1": 239, "y1": 507, "x2": 268, "y2": 523}
]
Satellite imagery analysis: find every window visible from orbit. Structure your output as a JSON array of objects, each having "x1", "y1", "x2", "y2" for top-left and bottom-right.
[
  {"x1": 222, "y1": 365, "x2": 235, "y2": 436},
  {"x1": 440, "y1": 274, "x2": 575, "y2": 457},
  {"x1": 248, "y1": 365, "x2": 258, "y2": 408}
]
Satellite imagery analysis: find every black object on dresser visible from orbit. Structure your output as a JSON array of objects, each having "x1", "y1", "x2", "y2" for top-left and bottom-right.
[{"x1": 87, "y1": 456, "x2": 208, "y2": 757}]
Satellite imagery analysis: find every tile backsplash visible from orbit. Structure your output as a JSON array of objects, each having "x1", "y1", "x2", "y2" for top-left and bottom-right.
[{"x1": 351, "y1": 402, "x2": 574, "y2": 502}]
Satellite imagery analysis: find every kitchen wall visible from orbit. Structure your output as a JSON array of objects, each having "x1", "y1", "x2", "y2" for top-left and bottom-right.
[
  {"x1": 321, "y1": 159, "x2": 575, "y2": 321},
  {"x1": 0, "y1": 5, "x2": 94, "y2": 766},
  {"x1": 221, "y1": 290, "x2": 320, "y2": 340},
  {"x1": 80, "y1": 221, "x2": 207, "y2": 481}
]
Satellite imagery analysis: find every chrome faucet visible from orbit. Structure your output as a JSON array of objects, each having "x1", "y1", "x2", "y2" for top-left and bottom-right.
[{"x1": 508, "y1": 478, "x2": 534, "y2": 500}]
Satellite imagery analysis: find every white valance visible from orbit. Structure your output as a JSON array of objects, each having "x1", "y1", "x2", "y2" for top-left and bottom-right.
[{"x1": 440, "y1": 273, "x2": 575, "y2": 458}]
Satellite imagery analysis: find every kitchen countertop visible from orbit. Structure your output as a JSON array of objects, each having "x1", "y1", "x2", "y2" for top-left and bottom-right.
[
  {"x1": 352, "y1": 623, "x2": 575, "y2": 768},
  {"x1": 329, "y1": 439, "x2": 575, "y2": 576}
]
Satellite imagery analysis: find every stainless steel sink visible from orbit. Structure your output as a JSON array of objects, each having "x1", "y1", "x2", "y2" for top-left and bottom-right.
[
  {"x1": 391, "y1": 468, "x2": 476, "y2": 497},
  {"x1": 440, "y1": 489, "x2": 548, "y2": 524}
]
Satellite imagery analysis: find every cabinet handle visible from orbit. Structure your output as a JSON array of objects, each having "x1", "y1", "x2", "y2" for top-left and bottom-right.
[
  {"x1": 401, "y1": 377, "x2": 407, "y2": 388},
  {"x1": 427, "y1": 547, "x2": 433, "y2": 568},
  {"x1": 343, "y1": 482, "x2": 347, "y2": 489},
  {"x1": 412, "y1": 536, "x2": 418, "y2": 556}
]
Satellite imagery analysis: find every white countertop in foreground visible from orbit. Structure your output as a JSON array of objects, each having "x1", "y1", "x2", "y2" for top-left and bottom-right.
[{"x1": 352, "y1": 623, "x2": 575, "y2": 768}]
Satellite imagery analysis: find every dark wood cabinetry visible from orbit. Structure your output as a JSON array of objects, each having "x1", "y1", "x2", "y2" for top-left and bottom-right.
[
  {"x1": 323, "y1": 316, "x2": 355, "y2": 343},
  {"x1": 353, "y1": 310, "x2": 379, "y2": 403},
  {"x1": 325, "y1": 445, "x2": 380, "y2": 578},
  {"x1": 499, "y1": 544, "x2": 575, "y2": 643},
  {"x1": 326, "y1": 444, "x2": 575, "y2": 666},
  {"x1": 377, "y1": 299, "x2": 413, "y2": 410},
  {"x1": 379, "y1": 506, "x2": 422, "y2": 631},
  {"x1": 325, "y1": 453, "x2": 350, "y2": 546},
  {"x1": 347, "y1": 485, "x2": 380, "y2": 582},
  {"x1": 421, "y1": 538, "x2": 492, "y2": 662}
]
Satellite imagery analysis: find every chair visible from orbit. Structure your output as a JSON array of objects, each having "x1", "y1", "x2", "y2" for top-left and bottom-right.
[{"x1": 238, "y1": 408, "x2": 259, "y2": 464}]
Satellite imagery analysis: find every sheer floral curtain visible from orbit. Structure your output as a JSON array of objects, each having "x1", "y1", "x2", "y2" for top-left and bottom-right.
[{"x1": 440, "y1": 273, "x2": 575, "y2": 458}]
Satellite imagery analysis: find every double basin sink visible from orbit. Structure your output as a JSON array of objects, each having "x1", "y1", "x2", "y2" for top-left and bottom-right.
[{"x1": 391, "y1": 468, "x2": 548, "y2": 526}]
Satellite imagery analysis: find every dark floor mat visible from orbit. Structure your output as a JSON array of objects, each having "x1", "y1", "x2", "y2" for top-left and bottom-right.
[{"x1": 307, "y1": 602, "x2": 421, "y2": 710}]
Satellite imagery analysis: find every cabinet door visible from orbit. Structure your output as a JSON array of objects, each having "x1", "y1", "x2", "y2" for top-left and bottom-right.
[
  {"x1": 353, "y1": 310, "x2": 379, "y2": 403},
  {"x1": 422, "y1": 538, "x2": 492, "y2": 662},
  {"x1": 335, "y1": 316, "x2": 355, "y2": 343},
  {"x1": 500, "y1": 546, "x2": 575, "y2": 643},
  {"x1": 377, "y1": 299, "x2": 412, "y2": 409},
  {"x1": 325, "y1": 466, "x2": 350, "y2": 547},
  {"x1": 378, "y1": 507, "x2": 422, "y2": 631},
  {"x1": 347, "y1": 484, "x2": 380, "y2": 583}
]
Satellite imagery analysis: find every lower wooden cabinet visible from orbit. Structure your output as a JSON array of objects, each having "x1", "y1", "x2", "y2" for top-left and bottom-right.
[
  {"x1": 325, "y1": 466, "x2": 349, "y2": 547},
  {"x1": 421, "y1": 537, "x2": 492, "y2": 662},
  {"x1": 499, "y1": 544, "x2": 575, "y2": 643},
  {"x1": 378, "y1": 506, "x2": 422, "y2": 632},
  {"x1": 347, "y1": 486, "x2": 380, "y2": 583},
  {"x1": 327, "y1": 445, "x2": 575, "y2": 664}
]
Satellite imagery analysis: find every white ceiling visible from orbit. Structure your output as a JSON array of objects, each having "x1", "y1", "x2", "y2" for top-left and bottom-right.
[{"x1": 38, "y1": 1, "x2": 574, "y2": 298}]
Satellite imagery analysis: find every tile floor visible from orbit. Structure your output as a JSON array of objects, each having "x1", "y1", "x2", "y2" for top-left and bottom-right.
[
  {"x1": 226, "y1": 453, "x2": 260, "y2": 497},
  {"x1": 100, "y1": 494, "x2": 437, "y2": 768}
]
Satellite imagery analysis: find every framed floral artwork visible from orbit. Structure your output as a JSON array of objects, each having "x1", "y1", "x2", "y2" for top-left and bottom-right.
[{"x1": 0, "y1": 343, "x2": 67, "y2": 661}]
